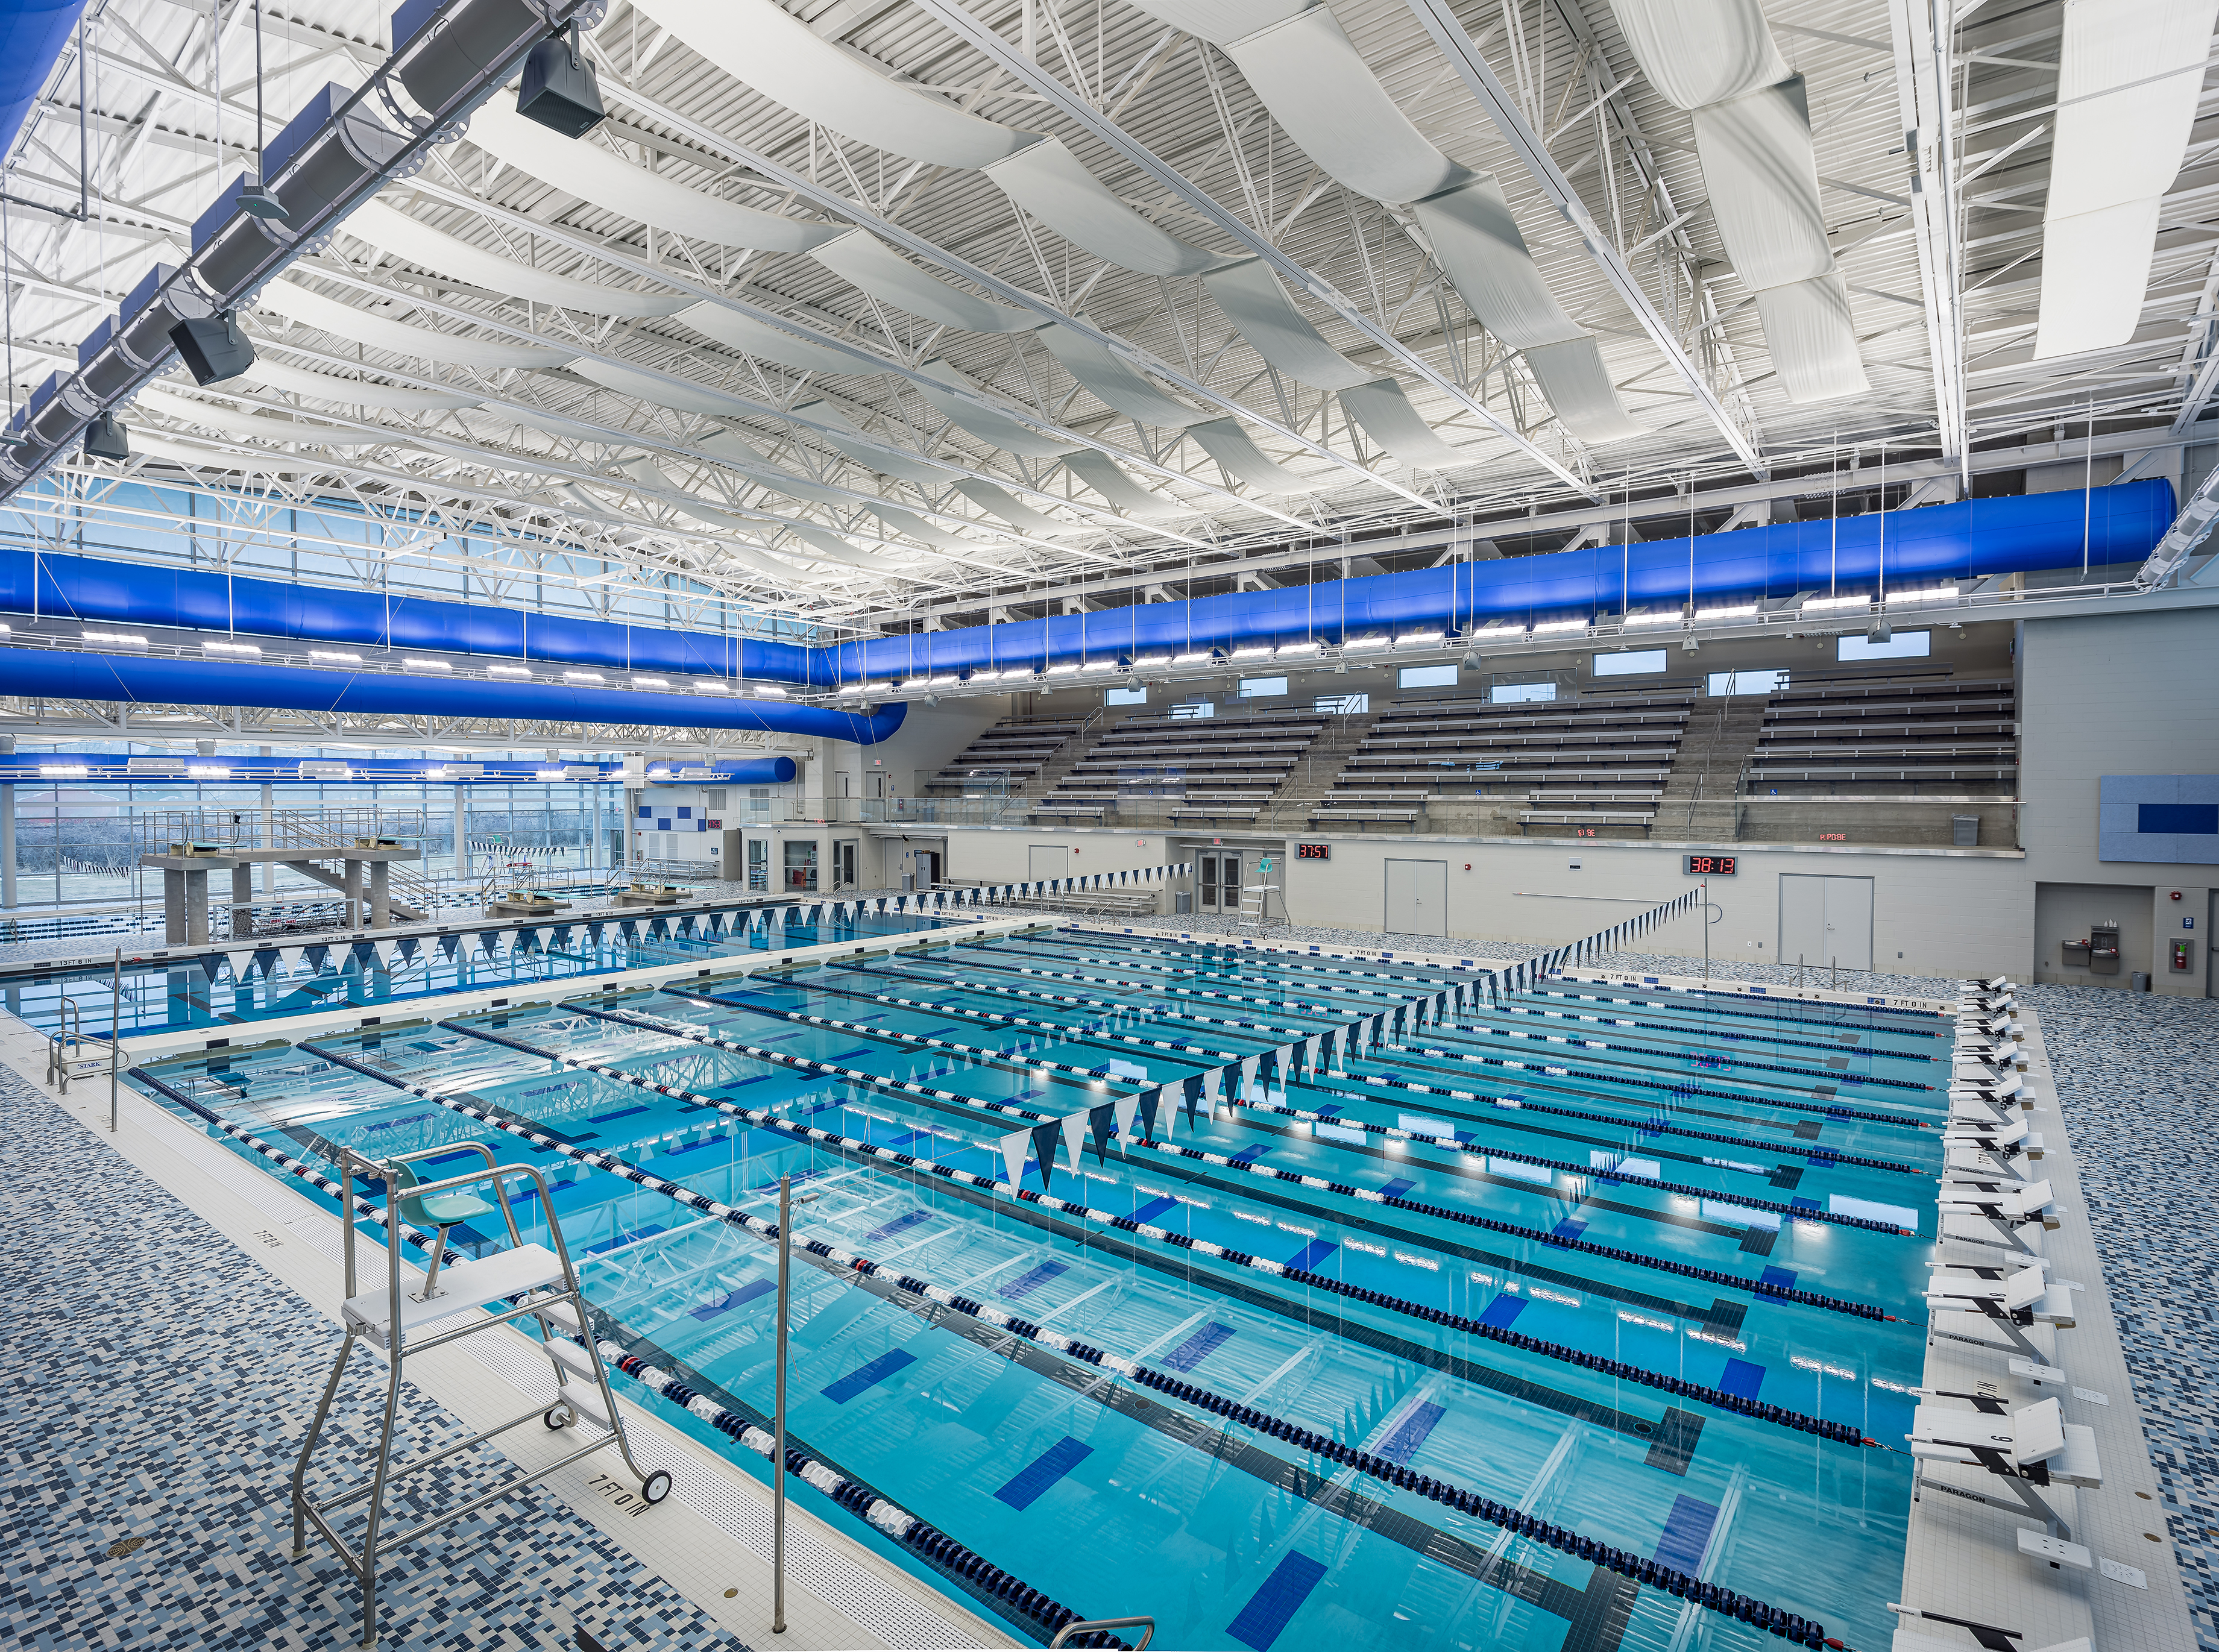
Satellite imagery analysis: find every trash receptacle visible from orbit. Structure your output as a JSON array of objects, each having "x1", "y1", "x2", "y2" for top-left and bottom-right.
[
  {"x1": 2132, "y1": 971, "x2": 2151, "y2": 991},
  {"x1": 1951, "y1": 815, "x2": 1978, "y2": 847},
  {"x1": 1175, "y1": 890, "x2": 1193, "y2": 914}
]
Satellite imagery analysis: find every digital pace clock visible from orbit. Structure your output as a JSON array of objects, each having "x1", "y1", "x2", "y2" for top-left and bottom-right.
[
  {"x1": 1684, "y1": 855, "x2": 1737, "y2": 876},
  {"x1": 1297, "y1": 843, "x2": 1331, "y2": 860}
]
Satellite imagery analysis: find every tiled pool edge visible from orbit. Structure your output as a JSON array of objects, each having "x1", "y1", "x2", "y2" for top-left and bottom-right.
[
  {"x1": 1898, "y1": 996, "x2": 2199, "y2": 1652},
  {"x1": 0, "y1": 998, "x2": 1017, "y2": 1650}
]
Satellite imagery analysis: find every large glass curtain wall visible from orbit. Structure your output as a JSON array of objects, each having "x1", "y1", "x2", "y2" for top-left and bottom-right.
[{"x1": 6, "y1": 778, "x2": 622, "y2": 908}]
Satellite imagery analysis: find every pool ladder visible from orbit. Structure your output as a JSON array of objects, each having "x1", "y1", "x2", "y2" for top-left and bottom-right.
[
  {"x1": 43, "y1": 996, "x2": 90, "y2": 1092},
  {"x1": 291, "y1": 1144, "x2": 670, "y2": 1646}
]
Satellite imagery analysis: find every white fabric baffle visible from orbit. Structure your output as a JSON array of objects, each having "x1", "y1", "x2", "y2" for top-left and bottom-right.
[
  {"x1": 567, "y1": 356, "x2": 757, "y2": 419},
  {"x1": 258, "y1": 278, "x2": 563, "y2": 368},
  {"x1": 239, "y1": 358, "x2": 481, "y2": 412},
  {"x1": 1521, "y1": 339, "x2": 1647, "y2": 444},
  {"x1": 811, "y1": 230, "x2": 1035, "y2": 334},
  {"x1": 2034, "y1": 0, "x2": 2219, "y2": 357},
  {"x1": 1751, "y1": 273, "x2": 1869, "y2": 403},
  {"x1": 614, "y1": 459, "x2": 845, "y2": 583},
  {"x1": 1604, "y1": 0, "x2": 1787, "y2": 107},
  {"x1": 954, "y1": 479, "x2": 1076, "y2": 536},
  {"x1": 1689, "y1": 79, "x2": 1833, "y2": 292},
  {"x1": 913, "y1": 362, "x2": 1077, "y2": 459},
  {"x1": 345, "y1": 199, "x2": 688, "y2": 318},
  {"x1": 627, "y1": 0, "x2": 1030, "y2": 169},
  {"x1": 984, "y1": 136, "x2": 1220, "y2": 277},
  {"x1": 678, "y1": 301, "x2": 860, "y2": 376},
  {"x1": 1224, "y1": 7, "x2": 1467, "y2": 205},
  {"x1": 1038, "y1": 324, "x2": 1202, "y2": 427},
  {"x1": 1063, "y1": 450, "x2": 1185, "y2": 518},
  {"x1": 1122, "y1": 0, "x2": 1303, "y2": 47},
  {"x1": 138, "y1": 385, "x2": 386, "y2": 449},
  {"x1": 1338, "y1": 378, "x2": 1464, "y2": 468},
  {"x1": 466, "y1": 97, "x2": 842, "y2": 253},
  {"x1": 866, "y1": 504, "x2": 980, "y2": 553},
  {"x1": 790, "y1": 399, "x2": 946, "y2": 487},
  {"x1": 1186, "y1": 418, "x2": 1317, "y2": 494},
  {"x1": 1604, "y1": 0, "x2": 1866, "y2": 401},
  {"x1": 1201, "y1": 258, "x2": 1371, "y2": 391},
  {"x1": 696, "y1": 430, "x2": 858, "y2": 510}
]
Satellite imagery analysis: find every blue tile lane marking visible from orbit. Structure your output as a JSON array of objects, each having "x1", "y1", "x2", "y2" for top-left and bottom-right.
[
  {"x1": 862, "y1": 1208, "x2": 932, "y2": 1245},
  {"x1": 820, "y1": 1347, "x2": 918, "y2": 1404},
  {"x1": 1652, "y1": 1493, "x2": 1722, "y2": 1574},
  {"x1": 1717, "y1": 1358, "x2": 1767, "y2": 1401},
  {"x1": 992, "y1": 1436, "x2": 1094, "y2": 1512},
  {"x1": 998, "y1": 1261, "x2": 1070, "y2": 1300},
  {"x1": 1759, "y1": 1266, "x2": 1799, "y2": 1292},
  {"x1": 1130, "y1": 1195, "x2": 1182, "y2": 1225},
  {"x1": 1478, "y1": 1294, "x2": 1528, "y2": 1330},
  {"x1": 1549, "y1": 1218, "x2": 1590, "y2": 1242},
  {"x1": 1377, "y1": 1177, "x2": 1416, "y2": 1199},
  {"x1": 688, "y1": 1278, "x2": 775, "y2": 1320},
  {"x1": 1158, "y1": 1322, "x2": 1236, "y2": 1372},
  {"x1": 588, "y1": 1104, "x2": 650, "y2": 1124},
  {"x1": 585, "y1": 1223, "x2": 666, "y2": 1255},
  {"x1": 1374, "y1": 1401, "x2": 1446, "y2": 1465},
  {"x1": 1226, "y1": 1551, "x2": 1328, "y2": 1652},
  {"x1": 1284, "y1": 1238, "x2": 1338, "y2": 1272}
]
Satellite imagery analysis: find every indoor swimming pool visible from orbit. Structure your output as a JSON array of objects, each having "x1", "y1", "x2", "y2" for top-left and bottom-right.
[
  {"x1": 0, "y1": 902, "x2": 953, "y2": 1035},
  {"x1": 119, "y1": 917, "x2": 1945, "y2": 1652}
]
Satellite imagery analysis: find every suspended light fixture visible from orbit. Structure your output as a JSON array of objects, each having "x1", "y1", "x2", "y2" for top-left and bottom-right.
[
  {"x1": 1868, "y1": 620, "x2": 1893, "y2": 644},
  {"x1": 518, "y1": 20, "x2": 607, "y2": 137}
]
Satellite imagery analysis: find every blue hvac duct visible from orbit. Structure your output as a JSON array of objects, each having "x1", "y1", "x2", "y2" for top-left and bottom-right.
[
  {"x1": 0, "y1": 546, "x2": 822, "y2": 685},
  {"x1": 0, "y1": 0, "x2": 88, "y2": 157},
  {"x1": 830, "y1": 480, "x2": 2176, "y2": 677},
  {"x1": 0, "y1": 753, "x2": 797, "y2": 784},
  {"x1": 0, "y1": 650, "x2": 906, "y2": 742}
]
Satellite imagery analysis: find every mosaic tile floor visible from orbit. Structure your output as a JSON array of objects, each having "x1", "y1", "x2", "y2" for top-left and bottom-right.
[{"x1": 0, "y1": 1063, "x2": 752, "y2": 1652}]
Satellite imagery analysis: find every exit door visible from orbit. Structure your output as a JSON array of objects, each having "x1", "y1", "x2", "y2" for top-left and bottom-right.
[
  {"x1": 1199, "y1": 852, "x2": 1242, "y2": 911},
  {"x1": 916, "y1": 849, "x2": 942, "y2": 888},
  {"x1": 1778, "y1": 874, "x2": 1873, "y2": 972},
  {"x1": 835, "y1": 841, "x2": 858, "y2": 889},
  {"x1": 1385, "y1": 859, "x2": 1447, "y2": 936}
]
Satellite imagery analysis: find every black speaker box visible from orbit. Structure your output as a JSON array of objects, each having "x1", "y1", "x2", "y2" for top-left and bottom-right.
[
  {"x1": 169, "y1": 314, "x2": 257, "y2": 385},
  {"x1": 517, "y1": 34, "x2": 606, "y2": 138}
]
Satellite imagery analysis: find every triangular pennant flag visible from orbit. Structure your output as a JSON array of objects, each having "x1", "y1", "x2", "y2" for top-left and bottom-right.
[
  {"x1": 1060, "y1": 1108, "x2": 1089, "y2": 1173},
  {"x1": 1089, "y1": 1103, "x2": 1118, "y2": 1165},
  {"x1": 1182, "y1": 1074, "x2": 1204, "y2": 1129},
  {"x1": 1030, "y1": 1120, "x2": 1062, "y2": 1192},
  {"x1": 1136, "y1": 1085, "x2": 1162, "y2": 1142},
  {"x1": 1304, "y1": 1034, "x2": 1322, "y2": 1073},
  {"x1": 999, "y1": 1126, "x2": 1030, "y2": 1190},
  {"x1": 1113, "y1": 1093, "x2": 1140, "y2": 1142},
  {"x1": 1239, "y1": 1054, "x2": 1260, "y2": 1099}
]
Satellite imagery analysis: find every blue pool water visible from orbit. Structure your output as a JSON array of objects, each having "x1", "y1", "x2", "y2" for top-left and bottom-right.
[{"x1": 118, "y1": 912, "x2": 1941, "y2": 1652}]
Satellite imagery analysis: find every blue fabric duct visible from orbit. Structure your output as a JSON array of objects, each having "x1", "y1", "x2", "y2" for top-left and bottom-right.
[
  {"x1": 0, "y1": 753, "x2": 796, "y2": 782},
  {"x1": 831, "y1": 480, "x2": 2175, "y2": 676},
  {"x1": 0, "y1": 546, "x2": 819, "y2": 684},
  {"x1": 0, "y1": 650, "x2": 905, "y2": 742},
  {"x1": 0, "y1": 0, "x2": 89, "y2": 157},
  {"x1": 1, "y1": 479, "x2": 2172, "y2": 691}
]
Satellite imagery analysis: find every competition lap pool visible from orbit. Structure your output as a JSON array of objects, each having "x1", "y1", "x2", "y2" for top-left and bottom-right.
[{"x1": 122, "y1": 919, "x2": 1945, "y2": 1652}]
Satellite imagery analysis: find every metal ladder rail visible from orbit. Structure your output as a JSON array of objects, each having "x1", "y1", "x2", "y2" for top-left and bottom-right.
[
  {"x1": 45, "y1": 996, "x2": 82, "y2": 1092},
  {"x1": 290, "y1": 1143, "x2": 667, "y2": 1647}
]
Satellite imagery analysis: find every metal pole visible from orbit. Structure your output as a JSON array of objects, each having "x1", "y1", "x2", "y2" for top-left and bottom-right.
[
  {"x1": 0, "y1": 779, "x2": 14, "y2": 910},
  {"x1": 773, "y1": 1172, "x2": 790, "y2": 1635},
  {"x1": 108, "y1": 944, "x2": 119, "y2": 1132},
  {"x1": 1701, "y1": 879, "x2": 1709, "y2": 982}
]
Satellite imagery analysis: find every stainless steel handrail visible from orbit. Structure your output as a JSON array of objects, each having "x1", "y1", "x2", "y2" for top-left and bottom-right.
[{"x1": 1049, "y1": 1616, "x2": 1156, "y2": 1648}]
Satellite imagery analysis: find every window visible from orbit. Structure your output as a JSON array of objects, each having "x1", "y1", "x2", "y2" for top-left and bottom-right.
[
  {"x1": 1593, "y1": 649, "x2": 1667, "y2": 677},
  {"x1": 782, "y1": 838, "x2": 819, "y2": 891},
  {"x1": 1397, "y1": 663, "x2": 1459, "y2": 689},
  {"x1": 1490, "y1": 681, "x2": 1558, "y2": 705},
  {"x1": 1707, "y1": 668, "x2": 1790, "y2": 696},
  {"x1": 1315, "y1": 693, "x2": 1370, "y2": 715},
  {"x1": 1169, "y1": 700, "x2": 1216, "y2": 720},
  {"x1": 1106, "y1": 685, "x2": 1148, "y2": 706},
  {"x1": 1836, "y1": 630, "x2": 1931, "y2": 662},
  {"x1": 1238, "y1": 675, "x2": 1288, "y2": 699}
]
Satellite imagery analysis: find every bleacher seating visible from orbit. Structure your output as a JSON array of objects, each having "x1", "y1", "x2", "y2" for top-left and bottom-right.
[
  {"x1": 1746, "y1": 677, "x2": 2016, "y2": 787},
  {"x1": 927, "y1": 718, "x2": 1085, "y2": 796},
  {"x1": 1314, "y1": 691, "x2": 1692, "y2": 832},
  {"x1": 1027, "y1": 711, "x2": 1327, "y2": 821}
]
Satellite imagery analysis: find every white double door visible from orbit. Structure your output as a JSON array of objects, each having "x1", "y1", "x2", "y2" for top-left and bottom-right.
[{"x1": 1779, "y1": 875, "x2": 1873, "y2": 972}]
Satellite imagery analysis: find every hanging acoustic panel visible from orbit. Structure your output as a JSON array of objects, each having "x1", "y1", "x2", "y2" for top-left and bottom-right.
[
  {"x1": 345, "y1": 199, "x2": 688, "y2": 318},
  {"x1": 913, "y1": 363, "x2": 1077, "y2": 459},
  {"x1": 678, "y1": 302, "x2": 860, "y2": 377},
  {"x1": 1338, "y1": 378, "x2": 1464, "y2": 468},
  {"x1": 811, "y1": 230, "x2": 1036, "y2": 334},
  {"x1": 1602, "y1": 0, "x2": 1789, "y2": 110},
  {"x1": 1063, "y1": 448, "x2": 1185, "y2": 518},
  {"x1": 1752, "y1": 272, "x2": 1870, "y2": 402},
  {"x1": 1409, "y1": 177, "x2": 1585, "y2": 350},
  {"x1": 467, "y1": 96, "x2": 842, "y2": 253},
  {"x1": 1522, "y1": 339, "x2": 1648, "y2": 444},
  {"x1": 241, "y1": 357, "x2": 482, "y2": 412},
  {"x1": 257, "y1": 279, "x2": 563, "y2": 368},
  {"x1": 1201, "y1": 257, "x2": 1371, "y2": 391},
  {"x1": 1690, "y1": 77, "x2": 1831, "y2": 294},
  {"x1": 1186, "y1": 417, "x2": 1316, "y2": 493},
  {"x1": 1038, "y1": 323, "x2": 1201, "y2": 428},
  {"x1": 791, "y1": 398, "x2": 946, "y2": 488},
  {"x1": 984, "y1": 136, "x2": 1220, "y2": 277},
  {"x1": 953, "y1": 479, "x2": 1077, "y2": 536}
]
